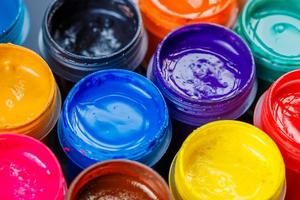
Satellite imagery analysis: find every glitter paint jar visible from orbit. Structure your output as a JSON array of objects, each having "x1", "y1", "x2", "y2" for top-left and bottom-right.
[
  {"x1": 0, "y1": 0, "x2": 30, "y2": 44},
  {"x1": 0, "y1": 134, "x2": 66, "y2": 200},
  {"x1": 139, "y1": 0, "x2": 239, "y2": 64},
  {"x1": 254, "y1": 69, "x2": 300, "y2": 200},
  {"x1": 235, "y1": 0, "x2": 300, "y2": 92},
  {"x1": 39, "y1": 0, "x2": 148, "y2": 93},
  {"x1": 58, "y1": 70, "x2": 171, "y2": 174},
  {"x1": 148, "y1": 23, "x2": 257, "y2": 127},
  {"x1": 67, "y1": 160, "x2": 171, "y2": 200},
  {"x1": 169, "y1": 121, "x2": 286, "y2": 200},
  {"x1": 0, "y1": 44, "x2": 61, "y2": 140}
]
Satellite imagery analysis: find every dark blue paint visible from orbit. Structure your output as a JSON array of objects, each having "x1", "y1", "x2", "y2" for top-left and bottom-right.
[{"x1": 58, "y1": 70, "x2": 171, "y2": 169}]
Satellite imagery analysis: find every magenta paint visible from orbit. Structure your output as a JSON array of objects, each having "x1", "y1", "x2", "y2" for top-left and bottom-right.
[{"x1": 0, "y1": 134, "x2": 66, "y2": 200}]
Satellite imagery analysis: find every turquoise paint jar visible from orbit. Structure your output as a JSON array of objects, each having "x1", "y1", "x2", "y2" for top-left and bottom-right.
[
  {"x1": 235, "y1": 0, "x2": 300, "y2": 92},
  {"x1": 0, "y1": 0, "x2": 30, "y2": 44}
]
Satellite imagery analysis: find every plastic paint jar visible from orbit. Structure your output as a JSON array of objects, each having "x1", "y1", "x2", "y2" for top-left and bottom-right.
[
  {"x1": 169, "y1": 120, "x2": 286, "y2": 200},
  {"x1": 39, "y1": 0, "x2": 148, "y2": 86},
  {"x1": 0, "y1": 0, "x2": 30, "y2": 44},
  {"x1": 139, "y1": 0, "x2": 239, "y2": 63},
  {"x1": 58, "y1": 70, "x2": 172, "y2": 170},
  {"x1": 67, "y1": 160, "x2": 171, "y2": 200},
  {"x1": 254, "y1": 69, "x2": 300, "y2": 200},
  {"x1": 0, "y1": 134, "x2": 66, "y2": 200},
  {"x1": 235, "y1": 0, "x2": 300, "y2": 91},
  {"x1": 0, "y1": 44, "x2": 61, "y2": 140},
  {"x1": 148, "y1": 23, "x2": 257, "y2": 127}
]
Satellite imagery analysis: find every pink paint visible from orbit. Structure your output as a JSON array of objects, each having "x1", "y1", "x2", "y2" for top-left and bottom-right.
[{"x1": 0, "y1": 134, "x2": 66, "y2": 200}]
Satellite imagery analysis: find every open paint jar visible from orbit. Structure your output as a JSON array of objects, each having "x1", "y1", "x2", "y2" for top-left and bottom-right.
[
  {"x1": 0, "y1": 44, "x2": 61, "y2": 140},
  {"x1": 0, "y1": 134, "x2": 66, "y2": 200},
  {"x1": 0, "y1": 0, "x2": 30, "y2": 44},
  {"x1": 235, "y1": 0, "x2": 300, "y2": 91},
  {"x1": 254, "y1": 69, "x2": 300, "y2": 200},
  {"x1": 139, "y1": 0, "x2": 239, "y2": 63},
  {"x1": 67, "y1": 160, "x2": 171, "y2": 200},
  {"x1": 169, "y1": 120, "x2": 286, "y2": 200},
  {"x1": 39, "y1": 0, "x2": 148, "y2": 93},
  {"x1": 58, "y1": 70, "x2": 171, "y2": 171},
  {"x1": 148, "y1": 23, "x2": 256, "y2": 126}
]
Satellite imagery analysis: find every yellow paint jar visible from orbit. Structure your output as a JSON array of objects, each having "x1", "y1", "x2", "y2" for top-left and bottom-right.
[
  {"x1": 169, "y1": 120, "x2": 286, "y2": 200},
  {"x1": 0, "y1": 44, "x2": 61, "y2": 140}
]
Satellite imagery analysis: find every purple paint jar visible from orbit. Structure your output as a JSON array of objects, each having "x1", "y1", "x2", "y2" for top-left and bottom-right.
[{"x1": 148, "y1": 23, "x2": 257, "y2": 126}]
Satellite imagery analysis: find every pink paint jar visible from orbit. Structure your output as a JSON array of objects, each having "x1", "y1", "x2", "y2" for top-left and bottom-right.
[{"x1": 0, "y1": 134, "x2": 66, "y2": 200}]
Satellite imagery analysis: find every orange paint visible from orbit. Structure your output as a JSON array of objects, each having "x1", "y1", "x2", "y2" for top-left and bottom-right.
[
  {"x1": 0, "y1": 44, "x2": 61, "y2": 139},
  {"x1": 139, "y1": 0, "x2": 239, "y2": 64}
]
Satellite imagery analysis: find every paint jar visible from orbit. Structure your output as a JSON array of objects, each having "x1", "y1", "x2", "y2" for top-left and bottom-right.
[
  {"x1": 67, "y1": 160, "x2": 171, "y2": 200},
  {"x1": 39, "y1": 0, "x2": 148, "y2": 90},
  {"x1": 235, "y1": 0, "x2": 300, "y2": 92},
  {"x1": 139, "y1": 0, "x2": 239, "y2": 63},
  {"x1": 58, "y1": 70, "x2": 171, "y2": 171},
  {"x1": 0, "y1": 44, "x2": 61, "y2": 140},
  {"x1": 0, "y1": 134, "x2": 66, "y2": 200},
  {"x1": 254, "y1": 69, "x2": 300, "y2": 200},
  {"x1": 169, "y1": 120, "x2": 286, "y2": 200},
  {"x1": 148, "y1": 23, "x2": 256, "y2": 127},
  {"x1": 0, "y1": 0, "x2": 30, "y2": 44}
]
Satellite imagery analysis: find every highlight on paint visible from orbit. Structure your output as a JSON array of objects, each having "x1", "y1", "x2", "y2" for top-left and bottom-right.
[
  {"x1": 0, "y1": 134, "x2": 66, "y2": 200},
  {"x1": 40, "y1": 0, "x2": 148, "y2": 83},
  {"x1": 169, "y1": 120, "x2": 286, "y2": 200},
  {"x1": 0, "y1": 44, "x2": 61, "y2": 139},
  {"x1": 148, "y1": 23, "x2": 256, "y2": 126},
  {"x1": 67, "y1": 160, "x2": 172, "y2": 200},
  {"x1": 235, "y1": 0, "x2": 300, "y2": 89},
  {"x1": 58, "y1": 69, "x2": 171, "y2": 169},
  {"x1": 254, "y1": 69, "x2": 300, "y2": 200}
]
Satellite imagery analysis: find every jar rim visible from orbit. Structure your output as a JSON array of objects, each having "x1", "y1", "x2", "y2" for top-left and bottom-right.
[
  {"x1": 42, "y1": 0, "x2": 143, "y2": 62},
  {"x1": 67, "y1": 160, "x2": 171, "y2": 200}
]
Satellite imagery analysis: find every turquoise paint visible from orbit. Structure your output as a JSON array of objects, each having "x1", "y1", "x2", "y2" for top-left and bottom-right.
[{"x1": 235, "y1": 0, "x2": 300, "y2": 91}]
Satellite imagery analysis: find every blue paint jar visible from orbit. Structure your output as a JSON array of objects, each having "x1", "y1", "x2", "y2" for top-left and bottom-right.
[
  {"x1": 58, "y1": 70, "x2": 172, "y2": 171},
  {"x1": 39, "y1": 0, "x2": 148, "y2": 85},
  {"x1": 0, "y1": 0, "x2": 30, "y2": 44}
]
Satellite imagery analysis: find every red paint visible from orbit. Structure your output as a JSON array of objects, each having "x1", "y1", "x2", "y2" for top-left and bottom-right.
[
  {"x1": 67, "y1": 160, "x2": 171, "y2": 200},
  {"x1": 0, "y1": 134, "x2": 66, "y2": 200},
  {"x1": 254, "y1": 69, "x2": 300, "y2": 200}
]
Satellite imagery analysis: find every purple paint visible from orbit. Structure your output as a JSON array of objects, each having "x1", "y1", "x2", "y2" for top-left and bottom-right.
[{"x1": 148, "y1": 23, "x2": 256, "y2": 126}]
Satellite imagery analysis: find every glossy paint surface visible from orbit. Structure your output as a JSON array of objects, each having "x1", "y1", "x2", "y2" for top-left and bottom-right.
[
  {"x1": 0, "y1": 134, "x2": 65, "y2": 200},
  {"x1": 172, "y1": 121, "x2": 285, "y2": 200},
  {"x1": 247, "y1": 1, "x2": 300, "y2": 59},
  {"x1": 158, "y1": 24, "x2": 252, "y2": 102},
  {"x1": 49, "y1": 0, "x2": 138, "y2": 57},
  {"x1": 0, "y1": 44, "x2": 55, "y2": 130},
  {"x1": 0, "y1": 0, "x2": 19, "y2": 34},
  {"x1": 59, "y1": 70, "x2": 169, "y2": 168}
]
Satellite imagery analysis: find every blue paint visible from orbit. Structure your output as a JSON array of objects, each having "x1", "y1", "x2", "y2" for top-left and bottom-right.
[
  {"x1": 58, "y1": 70, "x2": 172, "y2": 169},
  {"x1": 0, "y1": 0, "x2": 29, "y2": 44}
]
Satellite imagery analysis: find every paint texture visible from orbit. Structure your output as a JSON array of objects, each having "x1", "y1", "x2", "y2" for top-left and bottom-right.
[
  {"x1": 0, "y1": 44, "x2": 60, "y2": 139},
  {"x1": 0, "y1": 0, "x2": 19, "y2": 34},
  {"x1": 59, "y1": 70, "x2": 171, "y2": 168},
  {"x1": 170, "y1": 121, "x2": 285, "y2": 200},
  {"x1": 0, "y1": 134, "x2": 66, "y2": 200}
]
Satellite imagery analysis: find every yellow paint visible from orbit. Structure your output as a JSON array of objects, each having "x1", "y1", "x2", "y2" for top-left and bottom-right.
[
  {"x1": 172, "y1": 121, "x2": 285, "y2": 200},
  {"x1": 0, "y1": 44, "x2": 56, "y2": 138}
]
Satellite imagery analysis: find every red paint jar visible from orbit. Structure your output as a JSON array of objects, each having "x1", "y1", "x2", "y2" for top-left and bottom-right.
[
  {"x1": 254, "y1": 69, "x2": 300, "y2": 200},
  {"x1": 67, "y1": 160, "x2": 172, "y2": 200}
]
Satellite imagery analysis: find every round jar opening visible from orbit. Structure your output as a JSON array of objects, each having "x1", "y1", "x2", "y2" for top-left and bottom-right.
[
  {"x1": 68, "y1": 160, "x2": 171, "y2": 200},
  {"x1": 47, "y1": 0, "x2": 140, "y2": 59},
  {"x1": 0, "y1": 0, "x2": 20, "y2": 35}
]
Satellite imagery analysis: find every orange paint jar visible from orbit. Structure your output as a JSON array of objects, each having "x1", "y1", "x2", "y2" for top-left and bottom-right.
[
  {"x1": 139, "y1": 0, "x2": 239, "y2": 63},
  {"x1": 0, "y1": 44, "x2": 61, "y2": 140}
]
